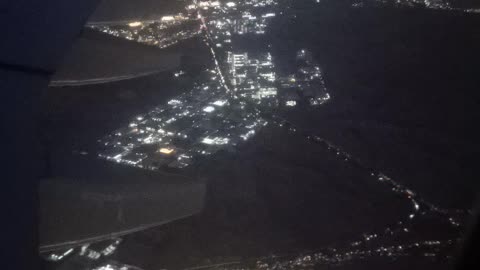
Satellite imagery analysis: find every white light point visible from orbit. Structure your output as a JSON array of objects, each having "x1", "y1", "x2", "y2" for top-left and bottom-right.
[
  {"x1": 168, "y1": 99, "x2": 182, "y2": 106},
  {"x1": 203, "y1": 106, "x2": 215, "y2": 113},
  {"x1": 286, "y1": 100, "x2": 297, "y2": 107},
  {"x1": 161, "y1": 16, "x2": 175, "y2": 22}
]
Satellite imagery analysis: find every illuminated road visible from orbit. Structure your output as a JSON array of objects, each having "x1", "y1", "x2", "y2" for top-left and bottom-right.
[{"x1": 194, "y1": 0, "x2": 232, "y2": 95}]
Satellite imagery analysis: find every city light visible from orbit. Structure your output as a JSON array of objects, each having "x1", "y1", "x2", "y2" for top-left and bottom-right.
[
  {"x1": 89, "y1": 15, "x2": 201, "y2": 49},
  {"x1": 202, "y1": 137, "x2": 230, "y2": 145},
  {"x1": 168, "y1": 99, "x2": 183, "y2": 106},
  {"x1": 212, "y1": 100, "x2": 227, "y2": 106}
]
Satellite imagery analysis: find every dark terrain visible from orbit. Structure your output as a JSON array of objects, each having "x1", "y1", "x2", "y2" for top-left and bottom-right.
[{"x1": 269, "y1": 4, "x2": 480, "y2": 209}]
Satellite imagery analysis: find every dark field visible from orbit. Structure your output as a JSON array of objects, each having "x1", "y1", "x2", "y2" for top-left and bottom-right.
[{"x1": 268, "y1": 5, "x2": 480, "y2": 209}]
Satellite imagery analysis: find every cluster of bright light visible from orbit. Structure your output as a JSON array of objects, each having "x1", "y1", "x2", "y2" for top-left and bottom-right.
[
  {"x1": 212, "y1": 100, "x2": 227, "y2": 106},
  {"x1": 46, "y1": 248, "x2": 74, "y2": 262},
  {"x1": 93, "y1": 265, "x2": 117, "y2": 270},
  {"x1": 286, "y1": 100, "x2": 297, "y2": 107},
  {"x1": 198, "y1": 1, "x2": 220, "y2": 7},
  {"x1": 92, "y1": 262, "x2": 133, "y2": 270},
  {"x1": 203, "y1": 106, "x2": 215, "y2": 113},
  {"x1": 252, "y1": 88, "x2": 277, "y2": 99},
  {"x1": 229, "y1": 10, "x2": 275, "y2": 35},
  {"x1": 202, "y1": 136, "x2": 230, "y2": 145},
  {"x1": 348, "y1": 0, "x2": 479, "y2": 12},
  {"x1": 277, "y1": 49, "x2": 330, "y2": 108},
  {"x1": 161, "y1": 16, "x2": 175, "y2": 22},
  {"x1": 240, "y1": 130, "x2": 256, "y2": 140},
  {"x1": 168, "y1": 99, "x2": 183, "y2": 106},
  {"x1": 226, "y1": 51, "x2": 278, "y2": 105}
]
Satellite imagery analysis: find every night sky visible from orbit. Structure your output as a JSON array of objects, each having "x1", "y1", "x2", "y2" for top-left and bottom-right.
[{"x1": 88, "y1": 0, "x2": 184, "y2": 22}]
